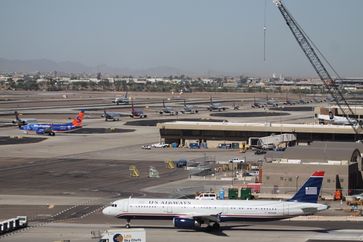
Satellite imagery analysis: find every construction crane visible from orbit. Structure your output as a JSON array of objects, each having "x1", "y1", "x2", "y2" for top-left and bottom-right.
[{"x1": 273, "y1": 0, "x2": 362, "y2": 138}]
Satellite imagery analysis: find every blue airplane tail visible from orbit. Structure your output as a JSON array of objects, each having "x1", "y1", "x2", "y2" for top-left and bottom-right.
[
  {"x1": 14, "y1": 111, "x2": 26, "y2": 127},
  {"x1": 288, "y1": 171, "x2": 324, "y2": 203}
]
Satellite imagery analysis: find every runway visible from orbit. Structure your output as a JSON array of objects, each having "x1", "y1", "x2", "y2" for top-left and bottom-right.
[{"x1": 2, "y1": 221, "x2": 363, "y2": 242}]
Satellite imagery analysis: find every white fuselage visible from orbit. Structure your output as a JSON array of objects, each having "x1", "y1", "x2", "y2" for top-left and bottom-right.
[
  {"x1": 317, "y1": 114, "x2": 356, "y2": 125},
  {"x1": 103, "y1": 198, "x2": 328, "y2": 222}
]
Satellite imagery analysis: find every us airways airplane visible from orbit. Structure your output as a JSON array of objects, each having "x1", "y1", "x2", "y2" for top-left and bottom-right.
[
  {"x1": 317, "y1": 111, "x2": 358, "y2": 126},
  {"x1": 103, "y1": 171, "x2": 328, "y2": 231},
  {"x1": 16, "y1": 110, "x2": 84, "y2": 136}
]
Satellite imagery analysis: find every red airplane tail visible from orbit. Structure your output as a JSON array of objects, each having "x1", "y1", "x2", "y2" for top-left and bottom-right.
[{"x1": 72, "y1": 110, "x2": 85, "y2": 127}]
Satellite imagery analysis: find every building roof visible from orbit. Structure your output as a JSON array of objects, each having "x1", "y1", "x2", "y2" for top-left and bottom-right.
[
  {"x1": 158, "y1": 121, "x2": 357, "y2": 134},
  {"x1": 266, "y1": 142, "x2": 361, "y2": 163},
  {"x1": 309, "y1": 141, "x2": 363, "y2": 151}
]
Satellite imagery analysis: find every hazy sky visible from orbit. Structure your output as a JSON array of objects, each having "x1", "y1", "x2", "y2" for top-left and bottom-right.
[{"x1": 1, "y1": 0, "x2": 362, "y2": 77}]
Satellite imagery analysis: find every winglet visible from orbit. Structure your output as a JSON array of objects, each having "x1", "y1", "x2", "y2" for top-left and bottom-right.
[{"x1": 288, "y1": 170, "x2": 325, "y2": 203}]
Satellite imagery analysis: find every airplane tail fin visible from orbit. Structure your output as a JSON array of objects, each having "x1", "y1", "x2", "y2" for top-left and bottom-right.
[
  {"x1": 14, "y1": 111, "x2": 25, "y2": 127},
  {"x1": 288, "y1": 171, "x2": 324, "y2": 203},
  {"x1": 72, "y1": 110, "x2": 85, "y2": 127},
  {"x1": 14, "y1": 111, "x2": 21, "y2": 122},
  {"x1": 328, "y1": 111, "x2": 334, "y2": 120}
]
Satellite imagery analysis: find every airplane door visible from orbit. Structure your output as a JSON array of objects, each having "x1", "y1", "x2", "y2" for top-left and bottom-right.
[{"x1": 123, "y1": 200, "x2": 129, "y2": 212}]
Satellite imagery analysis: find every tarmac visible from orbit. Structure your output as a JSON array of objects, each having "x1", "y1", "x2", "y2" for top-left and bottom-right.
[
  {"x1": 0, "y1": 91, "x2": 361, "y2": 242},
  {"x1": 2, "y1": 221, "x2": 363, "y2": 242}
]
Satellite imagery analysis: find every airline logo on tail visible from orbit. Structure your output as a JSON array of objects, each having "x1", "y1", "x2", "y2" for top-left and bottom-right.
[
  {"x1": 305, "y1": 186, "x2": 318, "y2": 195},
  {"x1": 72, "y1": 110, "x2": 85, "y2": 127},
  {"x1": 288, "y1": 170, "x2": 324, "y2": 203}
]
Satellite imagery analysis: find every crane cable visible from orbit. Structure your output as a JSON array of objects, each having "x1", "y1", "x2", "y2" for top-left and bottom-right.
[{"x1": 263, "y1": 0, "x2": 267, "y2": 61}]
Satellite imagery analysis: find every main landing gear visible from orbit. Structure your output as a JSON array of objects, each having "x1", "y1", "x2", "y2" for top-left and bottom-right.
[
  {"x1": 125, "y1": 218, "x2": 131, "y2": 228},
  {"x1": 207, "y1": 222, "x2": 220, "y2": 231}
]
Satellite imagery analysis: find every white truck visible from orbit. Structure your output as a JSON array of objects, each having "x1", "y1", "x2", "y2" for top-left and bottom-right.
[
  {"x1": 195, "y1": 192, "x2": 217, "y2": 200},
  {"x1": 98, "y1": 229, "x2": 146, "y2": 242},
  {"x1": 229, "y1": 158, "x2": 245, "y2": 163}
]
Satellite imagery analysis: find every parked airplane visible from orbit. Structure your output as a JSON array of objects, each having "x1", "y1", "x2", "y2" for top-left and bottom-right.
[
  {"x1": 283, "y1": 94, "x2": 296, "y2": 105},
  {"x1": 317, "y1": 111, "x2": 358, "y2": 125},
  {"x1": 103, "y1": 171, "x2": 327, "y2": 231},
  {"x1": 180, "y1": 100, "x2": 198, "y2": 114},
  {"x1": 15, "y1": 110, "x2": 84, "y2": 136},
  {"x1": 160, "y1": 100, "x2": 178, "y2": 115},
  {"x1": 207, "y1": 97, "x2": 227, "y2": 112},
  {"x1": 251, "y1": 97, "x2": 266, "y2": 108},
  {"x1": 130, "y1": 100, "x2": 147, "y2": 118},
  {"x1": 102, "y1": 110, "x2": 121, "y2": 121},
  {"x1": 232, "y1": 102, "x2": 240, "y2": 110},
  {"x1": 113, "y1": 91, "x2": 129, "y2": 105},
  {"x1": 266, "y1": 95, "x2": 279, "y2": 108}
]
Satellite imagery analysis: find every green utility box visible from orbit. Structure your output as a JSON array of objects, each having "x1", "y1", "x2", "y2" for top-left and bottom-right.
[
  {"x1": 228, "y1": 188, "x2": 239, "y2": 200},
  {"x1": 240, "y1": 188, "x2": 252, "y2": 200},
  {"x1": 231, "y1": 143, "x2": 240, "y2": 149}
]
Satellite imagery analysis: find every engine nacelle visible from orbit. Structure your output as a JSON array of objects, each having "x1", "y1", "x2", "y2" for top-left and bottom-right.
[
  {"x1": 36, "y1": 129, "x2": 45, "y2": 134},
  {"x1": 173, "y1": 217, "x2": 199, "y2": 229}
]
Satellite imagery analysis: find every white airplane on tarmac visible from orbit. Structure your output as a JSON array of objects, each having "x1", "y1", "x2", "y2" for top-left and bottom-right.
[
  {"x1": 317, "y1": 111, "x2": 358, "y2": 125},
  {"x1": 103, "y1": 171, "x2": 328, "y2": 231}
]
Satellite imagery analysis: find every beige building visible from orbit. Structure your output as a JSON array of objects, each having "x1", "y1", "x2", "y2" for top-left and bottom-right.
[{"x1": 262, "y1": 142, "x2": 363, "y2": 197}]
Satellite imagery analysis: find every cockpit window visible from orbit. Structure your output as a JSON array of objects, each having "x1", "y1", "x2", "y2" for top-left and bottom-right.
[{"x1": 111, "y1": 204, "x2": 117, "y2": 207}]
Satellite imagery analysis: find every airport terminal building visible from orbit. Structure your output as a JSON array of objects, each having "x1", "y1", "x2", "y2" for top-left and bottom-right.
[{"x1": 158, "y1": 121, "x2": 363, "y2": 148}]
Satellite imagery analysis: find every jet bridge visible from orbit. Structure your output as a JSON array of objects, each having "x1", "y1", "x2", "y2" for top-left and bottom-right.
[{"x1": 257, "y1": 133, "x2": 296, "y2": 149}]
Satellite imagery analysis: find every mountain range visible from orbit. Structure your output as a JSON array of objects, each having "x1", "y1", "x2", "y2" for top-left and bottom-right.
[{"x1": 0, "y1": 58, "x2": 188, "y2": 76}]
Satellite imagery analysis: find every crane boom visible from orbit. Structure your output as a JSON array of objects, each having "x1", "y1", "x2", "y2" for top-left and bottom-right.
[{"x1": 273, "y1": 0, "x2": 362, "y2": 136}]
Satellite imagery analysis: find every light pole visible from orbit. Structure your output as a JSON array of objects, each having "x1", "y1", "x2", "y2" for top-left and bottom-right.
[{"x1": 295, "y1": 176, "x2": 299, "y2": 192}]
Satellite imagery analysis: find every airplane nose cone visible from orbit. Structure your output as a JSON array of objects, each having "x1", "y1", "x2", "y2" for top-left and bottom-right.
[{"x1": 102, "y1": 206, "x2": 112, "y2": 216}]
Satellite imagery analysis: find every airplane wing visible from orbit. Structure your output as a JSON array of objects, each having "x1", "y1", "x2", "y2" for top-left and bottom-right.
[
  {"x1": 301, "y1": 207, "x2": 318, "y2": 214},
  {"x1": 106, "y1": 112, "x2": 121, "y2": 116},
  {"x1": 180, "y1": 212, "x2": 222, "y2": 223}
]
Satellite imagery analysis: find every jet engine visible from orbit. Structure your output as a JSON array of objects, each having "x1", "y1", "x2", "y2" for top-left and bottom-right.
[{"x1": 173, "y1": 217, "x2": 200, "y2": 229}]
